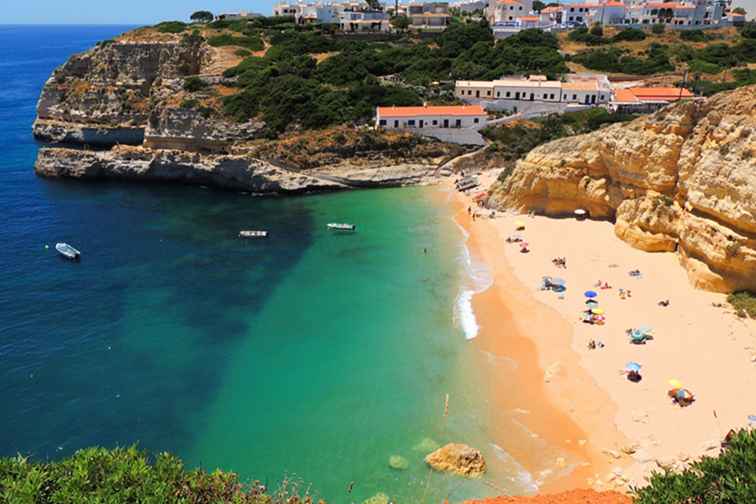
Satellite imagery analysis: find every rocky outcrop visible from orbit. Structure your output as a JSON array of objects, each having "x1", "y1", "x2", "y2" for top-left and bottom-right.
[
  {"x1": 425, "y1": 443, "x2": 486, "y2": 477},
  {"x1": 490, "y1": 85, "x2": 756, "y2": 293},
  {"x1": 33, "y1": 29, "x2": 459, "y2": 194}
]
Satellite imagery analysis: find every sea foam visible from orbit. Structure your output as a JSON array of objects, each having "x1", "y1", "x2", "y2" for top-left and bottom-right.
[{"x1": 454, "y1": 221, "x2": 492, "y2": 340}]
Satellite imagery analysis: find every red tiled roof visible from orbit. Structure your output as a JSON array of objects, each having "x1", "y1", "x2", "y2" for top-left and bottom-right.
[
  {"x1": 603, "y1": 2, "x2": 626, "y2": 6},
  {"x1": 541, "y1": 6, "x2": 562, "y2": 13},
  {"x1": 520, "y1": 15, "x2": 540, "y2": 20},
  {"x1": 614, "y1": 87, "x2": 694, "y2": 103},
  {"x1": 496, "y1": 0, "x2": 524, "y2": 5},
  {"x1": 376, "y1": 105, "x2": 486, "y2": 117}
]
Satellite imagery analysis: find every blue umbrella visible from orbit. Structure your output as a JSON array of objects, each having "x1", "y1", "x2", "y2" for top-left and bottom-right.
[
  {"x1": 625, "y1": 362, "x2": 642, "y2": 373},
  {"x1": 584, "y1": 290, "x2": 598, "y2": 298}
]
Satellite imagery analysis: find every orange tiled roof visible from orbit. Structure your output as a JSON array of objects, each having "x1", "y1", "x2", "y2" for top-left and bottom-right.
[
  {"x1": 541, "y1": 6, "x2": 562, "y2": 13},
  {"x1": 615, "y1": 87, "x2": 694, "y2": 102},
  {"x1": 496, "y1": 0, "x2": 524, "y2": 5},
  {"x1": 646, "y1": 2, "x2": 695, "y2": 8},
  {"x1": 376, "y1": 105, "x2": 486, "y2": 117},
  {"x1": 520, "y1": 15, "x2": 540, "y2": 20}
]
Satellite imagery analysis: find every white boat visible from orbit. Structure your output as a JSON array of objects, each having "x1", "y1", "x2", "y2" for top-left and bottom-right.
[
  {"x1": 55, "y1": 242, "x2": 81, "y2": 261},
  {"x1": 327, "y1": 223, "x2": 356, "y2": 232},
  {"x1": 239, "y1": 230, "x2": 268, "y2": 238}
]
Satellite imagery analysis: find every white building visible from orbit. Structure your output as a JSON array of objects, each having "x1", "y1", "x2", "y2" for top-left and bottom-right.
[
  {"x1": 455, "y1": 74, "x2": 613, "y2": 106},
  {"x1": 375, "y1": 105, "x2": 488, "y2": 129},
  {"x1": 339, "y1": 9, "x2": 391, "y2": 32},
  {"x1": 273, "y1": 2, "x2": 298, "y2": 16},
  {"x1": 488, "y1": 0, "x2": 534, "y2": 23}
]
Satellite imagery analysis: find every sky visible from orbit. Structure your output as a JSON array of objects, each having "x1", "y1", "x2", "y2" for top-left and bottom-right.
[{"x1": 2, "y1": 0, "x2": 755, "y2": 24}]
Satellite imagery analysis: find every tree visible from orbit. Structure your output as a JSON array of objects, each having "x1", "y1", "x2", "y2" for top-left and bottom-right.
[
  {"x1": 651, "y1": 23, "x2": 665, "y2": 35},
  {"x1": 390, "y1": 15, "x2": 410, "y2": 31},
  {"x1": 190, "y1": 11, "x2": 214, "y2": 23},
  {"x1": 589, "y1": 23, "x2": 603, "y2": 37},
  {"x1": 733, "y1": 7, "x2": 746, "y2": 14},
  {"x1": 533, "y1": 1, "x2": 546, "y2": 12}
]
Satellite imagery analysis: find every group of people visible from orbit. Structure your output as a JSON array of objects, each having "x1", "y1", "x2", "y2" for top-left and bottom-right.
[{"x1": 552, "y1": 257, "x2": 566, "y2": 268}]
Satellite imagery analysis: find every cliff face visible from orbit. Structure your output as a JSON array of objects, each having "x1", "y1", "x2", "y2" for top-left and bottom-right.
[
  {"x1": 33, "y1": 28, "x2": 460, "y2": 193},
  {"x1": 490, "y1": 85, "x2": 756, "y2": 292}
]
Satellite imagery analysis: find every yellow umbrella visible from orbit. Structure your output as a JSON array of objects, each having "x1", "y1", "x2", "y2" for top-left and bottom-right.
[
  {"x1": 592, "y1": 308, "x2": 605, "y2": 315},
  {"x1": 515, "y1": 220, "x2": 525, "y2": 230},
  {"x1": 668, "y1": 379, "x2": 683, "y2": 389}
]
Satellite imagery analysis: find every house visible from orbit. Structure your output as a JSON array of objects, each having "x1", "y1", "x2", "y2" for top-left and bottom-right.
[
  {"x1": 375, "y1": 105, "x2": 488, "y2": 130},
  {"x1": 611, "y1": 86, "x2": 695, "y2": 112},
  {"x1": 296, "y1": 4, "x2": 339, "y2": 25},
  {"x1": 488, "y1": 0, "x2": 534, "y2": 24},
  {"x1": 539, "y1": 5, "x2": 563, "y2": 25},
  {"x1": 273, "y1": 1, "x2": 298, "y2": 17},
  {"x1": 560, "y1": 3, "x2": 602, "y2": 26},
  {"x1": 454, "y1": 0, "x2": 489, "y2": 14},
  {"x1": 407, "y1": 2, "x2": 452, "y2": 30},
  {"x1": 339, "y1": 9, "x2": 391, "y2": 32},
  {"x1": 455, "y1": 74, "x2": 612, "y2": 106}
]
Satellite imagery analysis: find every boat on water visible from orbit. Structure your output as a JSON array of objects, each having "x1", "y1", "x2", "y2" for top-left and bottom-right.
[
  {"x1": 327, "y1": 223, "x2": 356, "y2": 232},
  {"x1": 55, "y1": 243, "x2": 81, "y2": 261},
  {"x1": 239, "y1": 230, "x2": 268, "y2": 238}
]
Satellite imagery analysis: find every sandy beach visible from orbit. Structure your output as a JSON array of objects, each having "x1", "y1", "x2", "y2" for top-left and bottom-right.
[{"x1": 446, "y1": 171, "x2": 756, "y2": 493}]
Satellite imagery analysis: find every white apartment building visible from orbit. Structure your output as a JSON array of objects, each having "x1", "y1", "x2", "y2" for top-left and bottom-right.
[
  {"x1": 375, "y1": 105, "x2": 488, "y2": 129},
  {"x1": 455, "y1": 74, "x2": 612, "y2": 106}
]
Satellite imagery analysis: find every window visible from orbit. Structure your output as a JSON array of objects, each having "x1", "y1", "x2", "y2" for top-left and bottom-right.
[
  {"x1": 506, "y1": 91, "x2": 511, "y2": 98},
  {"x1": 455, "y1": 119, "x2": 461, "y2": 127},
  {"x1": 408, "y1": 120, "x2": 416, "y2": 126},
  {"x1": 473, "y1": 118, "x2": 479, "y2": 124},
  {"x1": 572, "y1": 94, "x2": 577, "y2": 100},
  {"x1": 496, "y1": 91, "x2": 501, "y2": 98},
  {"x1": 432, "y1": 120, "x2": 438, "y2": 126},
  {"x1": 379, "y1": 119, "x2": 386, "y2": 126},
  {"x1": 394, "y1": 120, "x2": 399, "y2": 127}
]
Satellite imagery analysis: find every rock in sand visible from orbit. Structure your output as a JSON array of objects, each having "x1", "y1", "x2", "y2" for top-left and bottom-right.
[{"x1": 425, "y1": 443, "x2": 486, "y2": 477}]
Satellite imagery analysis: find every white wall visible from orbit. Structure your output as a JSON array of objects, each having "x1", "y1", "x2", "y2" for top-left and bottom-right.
[{"x1": 376, "y1": 114, "x2": 488, "y2": 130}]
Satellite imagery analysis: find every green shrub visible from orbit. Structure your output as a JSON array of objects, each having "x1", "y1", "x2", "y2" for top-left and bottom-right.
[
  {"x1": 568, "y1": 26, "x2": 606, "y2": 46},
  {"x1": 741, "y1": 21, "x2": 756, "y2": 39},
  {"x1": 651, "y1": 23, "x2": 665, "y2": 35},
  {"x1": 633, "y1": 428, "x2": 756, "y2": 503},
  {"x1": 688, "y1": 59, "x2": 722, "y2": 74},
  {"x1": 612, "y1": 28, "x2": 646, "y2": 42},
  {"x1": 728, "y1": 291, "x2": 756, "y2": 318},
  {"x1": 572, "y1": 43, "x2": 673, "y2": 75},
  {"x1": 155, "y1": 21, "x2": 187, "y2": 34},
  {"x1": 680, "y1": 29, "x2": 709, "y2": 42},
  {"x1": 0, "y1": 446, "x2": 296, "y2": 503},
  {"x1": 183, "y1": 76, "x2": 207, "y2": 92},
  {"x1": 235, "y1": 48, "x2": 252, "y2": 57}
]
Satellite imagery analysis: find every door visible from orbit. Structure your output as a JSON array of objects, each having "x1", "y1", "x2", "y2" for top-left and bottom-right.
[
  {"x1": 419, "y1": 120, "x2": 424, "y2": 128},
  {"x1": 443, "y1": 119, "x2": 449, "y2": 128}
]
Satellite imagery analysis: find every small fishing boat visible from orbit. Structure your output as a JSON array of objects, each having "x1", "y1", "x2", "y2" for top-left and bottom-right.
[
  {"x1": 239, "y1": 230, "x2": 268, "y2": 238},
  {"x1": 55, "y1": 242, "x2": 80, "y2": 261},
  {"x1": 327, "y1": 223, "x2": 356, "y2": 232}
]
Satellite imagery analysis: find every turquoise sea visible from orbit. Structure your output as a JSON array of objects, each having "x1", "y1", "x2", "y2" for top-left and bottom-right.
[{"x1": 0, "y1": 25, "x2": 539, "y2": 502}]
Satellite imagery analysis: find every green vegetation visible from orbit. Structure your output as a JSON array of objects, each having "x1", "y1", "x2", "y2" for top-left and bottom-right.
[
  {"x1": 727, "y1": 291, "x2": 756, "y2": 318},
  {"x1": 0, "y1": 446, "x2": 314, "y2": 503},
  {"x1": 484, "y1": 108, "x2": 637, "y2": 165},
  {"x1": 742, "y1": 21, "x2": 756, "y2": 39},
  {"x1": 571, "y1": 43, "x2": 674, "y2": 75},
  {"x1": 611, "y1": 28, "x2": 646, "y2": 42},
  {"x1": 651, "y1": 23, "x2": 665, "y2": 35},
  {"x1": 221, "y1": 21, "x2": 567, "y2": 136},
  {"x1": 207, "y1": 33, "x2": 264, "y2": 51},
  {"x1": 190, "y1": 10, "x2": 214, "y2": 24},
  {"x1": 633, "y1": 428, "x2": 756, "y2": 503},
  {"x1": 183, "y1": 76, "x2": 208, "y2": 92},
  {"x1": 390, "y1": 15, "x2": 410, "y2": 31},
  {"x1": 679, "y1": 29, "x2": 711, "y2": 42},
  {"x1": 687, "y1": 58, "x2": 721, "y2": 74},
  {"x1": 155, "y1": 21, "x2": 187, "y2": 34},
  {"x1": 568, "y1": 26, "x2": 606, "y2": 46}
]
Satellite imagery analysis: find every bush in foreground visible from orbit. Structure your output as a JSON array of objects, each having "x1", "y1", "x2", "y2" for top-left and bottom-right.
[
  {"x1": 633, "y1": 428, "x2": 756, "y2": 503},
  {"x1": 728, "y1": 291, "x2": 756, "y2": 318},
  {"x1": 0, "y1": 446, "x2": 316, "y2": 503}
]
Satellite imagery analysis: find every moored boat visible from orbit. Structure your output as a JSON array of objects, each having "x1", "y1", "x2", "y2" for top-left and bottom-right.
[
  {"x1": 55, "y1": 242, "x2": 81, "y2": 261},
  {"x1": 239, "y1": 230, "x2": 268, "y2": 238},
  {"x1": 327, "y1": 223, "x2": 356, "y2": 232}
]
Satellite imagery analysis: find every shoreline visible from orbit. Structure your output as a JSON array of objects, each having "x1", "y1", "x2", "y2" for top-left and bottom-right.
[
  {"x1": 442, "y1": 172, "x2": 756, "y2": 494},
  {"x1": 443, "y1": 180, "x2": 624, "y2": 494}
]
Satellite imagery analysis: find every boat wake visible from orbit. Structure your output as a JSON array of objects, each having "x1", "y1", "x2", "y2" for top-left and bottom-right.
[{"x1": 454, "y1": 221, "x2": 492, "y2": 340}]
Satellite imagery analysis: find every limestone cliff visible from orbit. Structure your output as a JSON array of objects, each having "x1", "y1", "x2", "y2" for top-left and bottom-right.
[
  {"x1": 33, "y1": 27, "x2": 462, "y2": 193},
  {"x1": 490, "y1": 85, "x2": 756, "y2": 293}
]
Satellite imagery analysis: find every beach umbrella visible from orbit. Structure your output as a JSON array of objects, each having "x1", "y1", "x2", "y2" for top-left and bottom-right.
[
  {"x1": 551, "y1": 278, "x2": 566, "y2": 286},
  {"x1": 676, "y1": 389, "x2": 693, "y2": 401},
  {"x1": 591, "y1": 308, "x2": 605, "y2": 315},
  {"x1": 585, "y1": 299, "x2": 599, "y2": 305},
  {"x1": 515, "y1": 220, "x2": 525, "y2": 230},
  {"x1": 584, "y1": 290, "x2": 598, "y2": 298},
  {"x1": 638, "y1": 325, "x2": 653, "y2": 335},
  {"x1": 668, "y1": 379, "x2": 683, "y2": 389},
  {"x1": 625, "y1": 362, "x2": 642, "y2": 373}
]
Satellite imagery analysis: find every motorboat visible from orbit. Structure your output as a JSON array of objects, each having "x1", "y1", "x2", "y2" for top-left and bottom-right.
[
  {"x1": 55, "y1": 243, "x2": 80, "y2": 261},
  {"x1": 327, "y1": 223, "x2": 356, "y2": 232},
  {"x1": 239, "y1": 230, "x2": 268, "y2": 238}
]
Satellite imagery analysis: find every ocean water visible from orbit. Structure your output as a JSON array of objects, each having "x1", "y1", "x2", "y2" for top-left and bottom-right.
[{"x1": 0, "y1": 25, "x2": 537, "y2": 502}]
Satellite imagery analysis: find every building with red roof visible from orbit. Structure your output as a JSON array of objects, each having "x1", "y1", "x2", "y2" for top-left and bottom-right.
[{"x1": 375, "y1": 105, "x2": 488, "y2": 130}]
